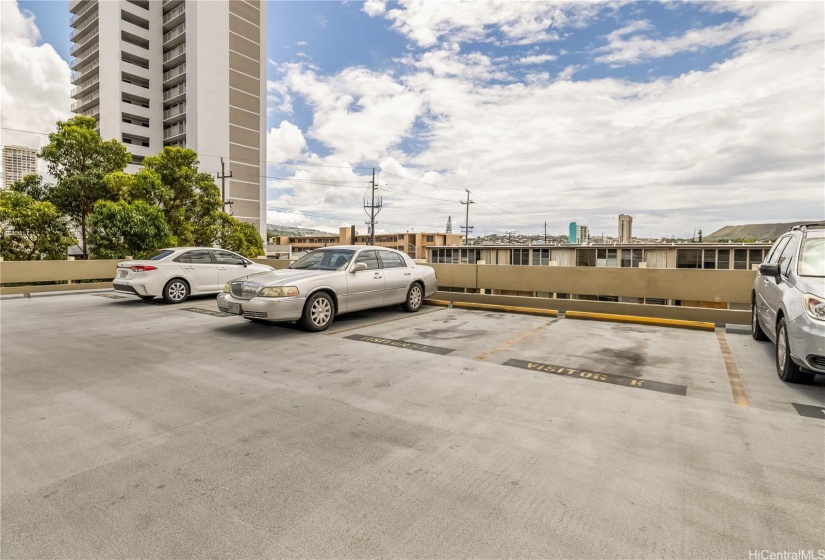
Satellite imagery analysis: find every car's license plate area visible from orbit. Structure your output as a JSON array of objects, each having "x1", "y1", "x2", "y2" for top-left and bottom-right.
[{"x1": 228, "y1": 302, "x2": 241, "y2": 315}]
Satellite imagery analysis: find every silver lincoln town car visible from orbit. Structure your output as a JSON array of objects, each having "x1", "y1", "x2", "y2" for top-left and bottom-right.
[{"x1": 217, "y1": 246, "x2": 439, "y2": 331}]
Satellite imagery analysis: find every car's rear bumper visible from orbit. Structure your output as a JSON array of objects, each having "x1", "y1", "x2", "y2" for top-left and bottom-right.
[
  {"x1": 217, "y1": 292, "x2": 305, "y2": 322},
  {"x1": 113, "y1": 282, "x2": 149, "y2": 296},
  {"x1": 788, "y1": 313, "x2": 825, "y2": 373}
]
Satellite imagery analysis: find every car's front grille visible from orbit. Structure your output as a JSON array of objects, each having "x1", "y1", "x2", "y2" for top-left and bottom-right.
[
  {"x1": 229, "y1": 282, "x2": 260, "y2": 300},
  {"x1": 243, "y1": 311, "x2": 268, "y2": 319},
  {"x1": 217, "y1": 304, "x2": 229, "y2": 313},
  {"x1": 808, "y1": 355, "x2": 825, "y2": 369}
]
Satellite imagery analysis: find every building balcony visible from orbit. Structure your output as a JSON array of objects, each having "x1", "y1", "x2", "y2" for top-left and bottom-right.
[
  {"x1": 79, "y1": 105, "x2": 100, "y2": 120},
  {"x1": 71, "y1": 59, "x2": 99, "y2": 84},
  {"x1": 162, "y1": 0, "x2": 184, "y2": 11},
  {"x1": 162, "y1": 3, "x2": 185, "y2": 30},
  {"x1": 163, "y1": 121, "x2": 186, "y2": 141},
  {"x1": 70, "y1": 75, "x2": 99, "y2": 99},
  {"x1": 162, "y1": 63, "x2": 186, "y2": 86},
  {"x1": 71, "y1": 90, "x2": 100, "y2": 113},
  {"x1": 163, "y1": 83, "x2": 186, "y2": 104},
  {"x1": 162, "y1": 23, "x2": 185, "y2": 49},
  {"x1": 69, "y1": 11, "x2": 98, "y2": 41},
  {"x1": 69, "y1": 1, "x2": 97, "y2": 27},
  {"x1": 71, "y1": 45, "x2": 99, "y2": 71},
  {"x1": 162, "y1": 44, "x2": 186, "y2": 70},
  {"x1": 162, "y1": 102, "x2": 186, "y2": 123},
  {"x1": 69, "y1": 28, "x2": 98, "y2": 57}
]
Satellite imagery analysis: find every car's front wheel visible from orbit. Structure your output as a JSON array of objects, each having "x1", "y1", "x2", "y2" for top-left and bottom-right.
[
  {"x1": 776, "y1": 317, "x2": 813, "y2": 383},
  {"x1": 752, "y1": 300, "x2": 767, "y2": 341},
  {"x1": 162, "y1": 278, "x2": 190, "y2": 304},
  {"x1": 403, "y1": 282, "x2": 424, "y2": 312},
  {"x1": 300, "y1": 292, "x2": 334, "y2": 332}
]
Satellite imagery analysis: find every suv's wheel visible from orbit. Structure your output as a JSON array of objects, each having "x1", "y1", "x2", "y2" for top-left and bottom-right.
[
  {"x1": 300, "y1": 292, "x2": 334, "y2": 332},
  {"x1": 403, "y1": 282, "x2": 424, "y2": 313},
  {"x1": 752, "y1": 299, "x2": 767, "y2": 341},
  {"x1": 162, "y1": 278, "x2": 190, "y2": 303},
  {"x1": 776, "y1": 318, "x2": 814, "y2": 383}
]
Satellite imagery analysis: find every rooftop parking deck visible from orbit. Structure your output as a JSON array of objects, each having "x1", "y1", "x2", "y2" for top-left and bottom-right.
[{"x1": 1, "y1": 292, "x2": 823, "y2": 559}]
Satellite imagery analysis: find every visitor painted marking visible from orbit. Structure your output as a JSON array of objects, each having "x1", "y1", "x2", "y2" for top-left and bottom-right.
[
  {"x1": 183, "y1": 307, "x2": 234, "y2": 318},
  {"x1": 503, "y1": 358, "x2": 687, "y2": 396},
  {"x1": 344, "y1": 334, "x2": 455, "y2": 355},
  {"x1": 791, "y1": 403, "x2": 825, "y2": 420}
]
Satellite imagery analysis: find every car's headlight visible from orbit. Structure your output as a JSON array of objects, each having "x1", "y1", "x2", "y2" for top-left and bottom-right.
[
  {"x1": 258, "y1": 286, "x2": 299, "y2": 298},
  {"x1": 803, "y1": 293, "x2": 825, "y2": 321},
  {"x1": 223, "y1": 283, "x2": 231, "y2": 293}
]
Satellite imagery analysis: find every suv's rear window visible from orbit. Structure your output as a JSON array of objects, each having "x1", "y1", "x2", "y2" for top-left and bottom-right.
[{"x1": 798, "y1": 238, "x2": 824, "y2": 277}]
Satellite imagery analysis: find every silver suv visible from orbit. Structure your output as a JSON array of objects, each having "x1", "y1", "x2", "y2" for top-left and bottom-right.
[{"x1": 752, "y1": 224, "x2": 825, "y2": 383}]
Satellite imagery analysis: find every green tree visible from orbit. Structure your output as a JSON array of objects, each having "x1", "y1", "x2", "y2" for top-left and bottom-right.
[
  {"x1": 39, "y1": 116, "x2": 131, "y2": 259},
  {"x1": 10, "y1": 174, "x2": 51, "y2": 202},
  {"x1": 213, "y1": 212, "x2": 265, "y2": 258},
  {"x1": 129, "y1": 147, "x2": 222, "y2": 246},
  {"x1": 88, "y1": 200, "x2": 172, "y2": 260},
  {"x1": 0, "y1": 190, "x2": 76, "y2": 261}
]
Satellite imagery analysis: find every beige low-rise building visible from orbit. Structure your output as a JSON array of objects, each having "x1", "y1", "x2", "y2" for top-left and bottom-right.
[{"x1": 268, "y1": 226, "x2": 463, "y2": 260}]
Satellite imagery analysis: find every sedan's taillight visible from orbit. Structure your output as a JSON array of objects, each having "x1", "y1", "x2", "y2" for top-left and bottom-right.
[{"x1": 130, "y1": 265, "x2": 157, "y2": 272}]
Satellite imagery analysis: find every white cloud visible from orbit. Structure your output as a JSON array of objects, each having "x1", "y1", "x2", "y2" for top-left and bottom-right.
[
  {"x1": 363, "y1": 0, "x2": 386, "y2": 18},
  {"x1": 379, "y1": 1, "x2": 606, "y2": 48},
  {"x1": 518, "y1": 54, "x2": 558, "y2": 65},
  {"x1": 0, "y1": 1, "x2": 71, "y2": 155},
  {"x1": 267, "y1": 121, "x2": 308, "y2": 163}
]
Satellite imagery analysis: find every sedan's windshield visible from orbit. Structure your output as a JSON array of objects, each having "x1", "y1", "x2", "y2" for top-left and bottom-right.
[
  {"x1": 288, "y1": 249, "x2": 355, "y2": 271},
  {"x1": 798, "y1": 237, "x2": 824, "y2": 277}
]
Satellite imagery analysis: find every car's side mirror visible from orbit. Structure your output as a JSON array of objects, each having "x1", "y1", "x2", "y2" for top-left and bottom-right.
[
  {"x1": 352, "y1": 262, "x2": 368, "y2": 272},
  {"x1": 759, "y1": 263, "x2": 781, "y2": 279}
]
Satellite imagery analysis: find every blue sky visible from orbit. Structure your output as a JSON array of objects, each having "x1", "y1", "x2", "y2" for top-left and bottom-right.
[{"x1": 5, "y1": 1, "x2": 824, "y2": 237}]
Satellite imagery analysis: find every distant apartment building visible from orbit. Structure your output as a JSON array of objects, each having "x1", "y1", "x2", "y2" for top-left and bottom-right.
[
  {"x1": 618, "y1": 214, "x2": 632, "y2": 244},
  {"x1": 69, "y1": 0, "x2": 267, "y2": 237},
  {"x1": 267, "y1": 226, "x2": 463, "y2": 260},
  {"x1": 2, "y1": 145, "x2": 38, "y2": 189},
  {"x1": 576, "y1": 224, "x2": 590, "y2": 244}
]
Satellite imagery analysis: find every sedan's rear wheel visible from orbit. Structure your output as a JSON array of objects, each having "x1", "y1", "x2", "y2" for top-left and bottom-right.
[
  {"x1": 162, "y1": 278, "x2": 190, "y2": 304},
  {"x1": 776, "y1": 318, "x2": 813, "y2": 383},
  {"x1": 403, "y1": 282, "x2": 424, "y2": 312},
  {"x1": 300, "y1": 292, "x2": 334, "y2": 332}
]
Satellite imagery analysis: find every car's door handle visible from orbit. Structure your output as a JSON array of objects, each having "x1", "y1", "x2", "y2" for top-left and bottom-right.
[
  {"x1": 218, "y1": 267, "x2": 228, "y2": 270},
  {"x1": 404, "y1": 272, "x2": 411, "y2": 276},
  {"x1": 184, "y1": 266, "x2": 195, "y2": 270}
]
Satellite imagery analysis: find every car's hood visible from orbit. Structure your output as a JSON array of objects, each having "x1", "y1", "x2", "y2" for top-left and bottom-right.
[
  {"x1": 794, "y1": 274, "x2": 825, "y2": 297},
  {"x1": 237, "y1": 268, "x2": 341, "y2": 286}
]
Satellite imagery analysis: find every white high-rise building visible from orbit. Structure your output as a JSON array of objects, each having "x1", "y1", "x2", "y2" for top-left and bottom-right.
[
  {"x1": 69, "y1": 0, "x2": 267, "y2": 236},
  {"x1": 2, "y1": 145, "x2": 38, "y2": 189},
  {"x1": 618, "y1": 214, "x2": 632, "y2": 244}
]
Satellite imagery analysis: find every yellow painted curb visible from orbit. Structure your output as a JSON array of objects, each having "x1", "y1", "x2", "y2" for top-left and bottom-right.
[{"x1": 425, "y1": 300, "x2": 715, "y2": 331}]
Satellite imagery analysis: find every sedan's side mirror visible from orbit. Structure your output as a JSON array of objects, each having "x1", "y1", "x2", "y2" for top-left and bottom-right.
[
  {"x1": 759, "y1": 263, "x2": 781, "y2": 279},
  {"x1": 352, "y1": 262, "x2": 368, "y2": 272}
]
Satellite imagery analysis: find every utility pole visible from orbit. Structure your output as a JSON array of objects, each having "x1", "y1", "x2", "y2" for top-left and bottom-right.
[
  {"x1": 506, "y1": 231, "x2": 515, "y2": 244},
  {"x1": 363, "y1": 168, "x2": 382, "y2": 245},
  {"x1": 446, "y1": 216, "x2": 452, "y2": 234},
  {"x1": 216, "y1": 157, "x2": 234, "y2": 214},
  {"x1": 460, "y1": 189, "x2": 474, "y2": 246},
  {"x1": 544, "y1": 221, "x2": 547, "y2": 243}
]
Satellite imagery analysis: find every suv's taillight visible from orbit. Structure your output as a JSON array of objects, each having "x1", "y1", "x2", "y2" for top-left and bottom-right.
[
  {"x1": 130, "y1": 265, "x2": 157, "y2": 272},
  {"x1": 803, "y1": 293, "x2": 825, "y2": 321}
]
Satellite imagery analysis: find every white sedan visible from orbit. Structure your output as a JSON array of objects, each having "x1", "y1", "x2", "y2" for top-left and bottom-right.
[{"x1": 114, "y1": 247, "x2": 273, "y2": 303}]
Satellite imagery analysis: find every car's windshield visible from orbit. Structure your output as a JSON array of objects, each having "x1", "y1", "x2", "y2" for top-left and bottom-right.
[
  {"x1": 288, "y1": 249, "x2": 355, "y2": 271},
  {"x1": 149, "y1": 249, "x2": 175, "y2": 261},
  {"x1": 798, "y1": 237, "x2": 824, "y2": 277}
]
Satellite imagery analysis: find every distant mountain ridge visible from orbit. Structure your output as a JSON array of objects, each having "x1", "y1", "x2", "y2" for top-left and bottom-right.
[
  {"x1": 706, "y1": 221, "x2": 819, "y2": 241},
  {"x1": 267, "y1": 225, "x2": 335, "y2": 237}
]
